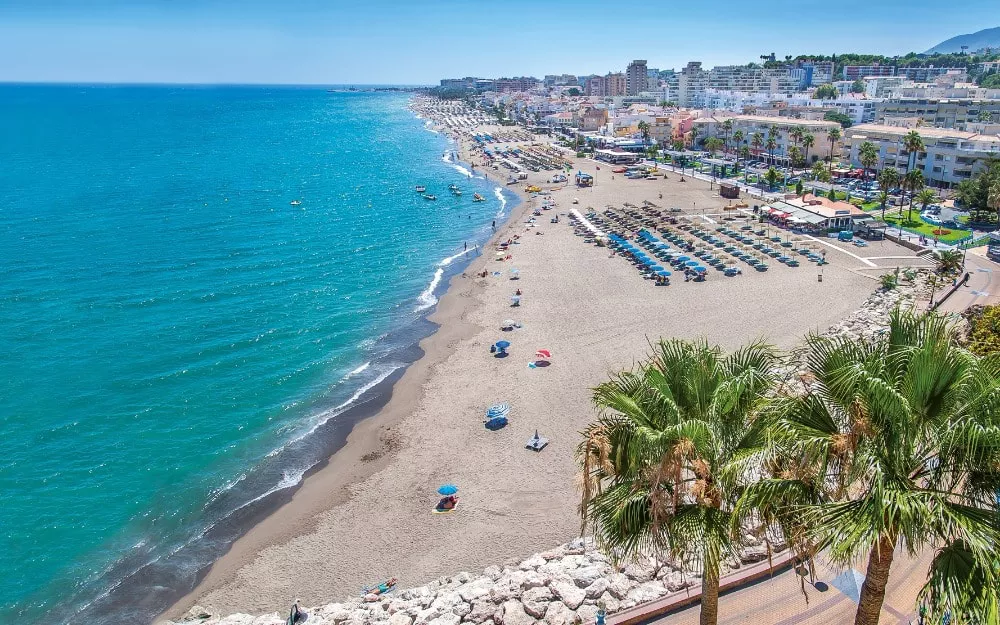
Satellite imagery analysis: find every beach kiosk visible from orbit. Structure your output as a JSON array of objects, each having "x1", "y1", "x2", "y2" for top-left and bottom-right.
[
  {"x1": 719, "y1": 183, "x2": 740, "y2": 199},
  {"x1": 575, "y1": 171, "x2": 594, "y2": 187}
]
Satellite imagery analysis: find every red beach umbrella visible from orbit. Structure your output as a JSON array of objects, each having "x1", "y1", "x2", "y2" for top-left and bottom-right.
[{"x1": 535, "y1": 349, "x2": 551, "y2": 359}]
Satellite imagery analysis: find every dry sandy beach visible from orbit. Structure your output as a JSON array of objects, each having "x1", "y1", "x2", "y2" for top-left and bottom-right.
[{"x1": 162, "y1": 110, "x2": 925, "y2": 621}]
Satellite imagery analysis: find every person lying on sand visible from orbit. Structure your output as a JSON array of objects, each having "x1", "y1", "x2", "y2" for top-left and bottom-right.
[{"x1": 437, "y1": 495, "x2": 459, "y2": 510}]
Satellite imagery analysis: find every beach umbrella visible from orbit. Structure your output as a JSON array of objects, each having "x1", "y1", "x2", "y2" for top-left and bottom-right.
[
  {"x1": 495, "y1": 340, "x2": 511, "y2": 350},
  {"x1": 535, "y1": 349, "x2": 552, "y2": 359},
  {"x1": 487, "y1": 403, "x2": 510, "y2": 417},
  {"x1": 437, "y1": 484, "x2": 459, "y2": 496},
  {"x1": 650, "y1": 265, "x2": 664, "y2": 272},
  {"x1": 502, "y1": 319, "x2": 516, "y2": 329},
  {"x1": 677, "y1": 256, "x2": 690, "y2": 262},
  {"x1": 685, "y1": 260, "x2": 699, "y2": 267}
]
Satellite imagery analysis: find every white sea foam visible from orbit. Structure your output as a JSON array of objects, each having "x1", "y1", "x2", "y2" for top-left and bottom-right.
[
  {"x1": 450, "y1": 164, "x2": 473, "y2": 178},
  {"x1": 344, "y1": 361, "x2": 371, "y2": 379},
  {"x1": 494, "y1": 187, "x2": 508, "y2": 218},
  {"x1": 415, "y1": 267, "x2": 444, "y2": 311}
]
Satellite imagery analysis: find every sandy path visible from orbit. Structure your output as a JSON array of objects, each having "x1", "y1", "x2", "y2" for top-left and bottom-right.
[{"x1": 164, "y1": 132, "x2": 917, "y2": 619}]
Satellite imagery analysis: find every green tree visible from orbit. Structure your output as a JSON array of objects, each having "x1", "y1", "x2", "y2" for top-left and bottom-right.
[
  {"x1": 704, "y1": 136, "x2": 723, "y2": 158},
  {"x1": 828, "y1": 187, "x2": 837, "y2": 201},
  {"x1": 801, "y1": 133, "x2": 815, "y2": 165},
  {"x1": 858, "y1": 141, "x2": 879, "y2": 182},
  {"x1": 637, "y1": 120, "x2": 651, "y2": 144},
  {"x1": 812, "y1": 161, "x2": 832, "y2": 183},
  {"x1": 826, "y1": 127, "x2": 842, "y2": 174},
  {"x1": 933, "y1": 249, "x2": 963, "y2": 274},
  {"x1": 850, "y1": 79, "x2": 866, "y2": 93},
  {"x1": 814, "y1": 84, "x2": 838, "y2": 99},
  {"x1": 789, "y1": 145, "x2": 804, "y2": 168},
  {"x1": 823, "y1": 111, "x2": 853, "y2": 128},
  {"x1": 795, "y1": 179, "x2": 804, "y2": 196},
  {"x1": 916, "y1": 187, "x2": 938, "y2": 214},
  {"x1": 902, "y1": 130, "x2": 925, "y2": 173},
  {"x1": 878, "y1": 168, "x2": 900, "y2": 220},
  {"x1": 955, "y1": 158, "x2": 1000, "y2": 222},
  {"x1": 904, "y1": 169, "x2": 925, "y2": 220},
  {"x1": 751, "y1": 132, "x2": 764, "y2": 159},
  {"x1": 567, "y1": 87, "x2": 581, "y2": 96},
  {"x1": 721, "y1": 118, "x2": 734, "y2": 154},
  {"x1": 765, "y1": 167, "x2": 781, "y2": 191},
  {"x1": 758, "y1": 310, "x2": 1000, "y2": 625},
  {"x1": 578, "y1": 339, "x2": 778, "y2": 625},
  {"x1": 980, "y1": 74, "x2": 1000, "y2": 88}
]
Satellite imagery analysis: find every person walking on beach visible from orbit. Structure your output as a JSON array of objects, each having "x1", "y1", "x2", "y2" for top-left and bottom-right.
[
  {"x1": 464, "y1": 241, "x2": 467, "y2": 251},
  {"x1": 492, "y1": 220, "x2": 496, "y2": 232}
]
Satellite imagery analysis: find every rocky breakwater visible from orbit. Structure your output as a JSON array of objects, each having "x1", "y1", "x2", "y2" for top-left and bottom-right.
[{"x1": 171, "y1": 535, "x2": 786, "y2": 625}]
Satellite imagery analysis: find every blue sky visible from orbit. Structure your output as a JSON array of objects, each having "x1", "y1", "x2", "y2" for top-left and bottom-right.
[{"x1": 0, "y1": 0, "x2": 996, "y2": 84}]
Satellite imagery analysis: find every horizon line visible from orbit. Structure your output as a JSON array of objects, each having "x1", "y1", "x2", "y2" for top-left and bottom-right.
[{"x1": 0, "y1": 80, "x2": 436, "y2": 88}]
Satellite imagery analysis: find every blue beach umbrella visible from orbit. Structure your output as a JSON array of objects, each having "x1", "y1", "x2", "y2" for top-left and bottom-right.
[
  {"x1": 658, "y1": 270, "x2": 672, "y2": 277},
  {"x1": 438, "y1": 484, "x2": 458, "y2": 496},
  {"x1": 495, "y1": 340, "x2": 511, "y2": 350},
  {"x1": 677, "y1": 255, "x2": 690, "y2": 262},
  {"x1": 487, "y1": 403, "x2": 510, "y2": 417},
  {"x1": 685, "y1": 260, "x2": 699, "y2": 267}
]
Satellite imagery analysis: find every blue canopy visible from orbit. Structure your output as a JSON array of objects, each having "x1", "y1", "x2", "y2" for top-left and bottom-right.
[
  {"x1": 487, "y1": 403, "x2": 510, "y2": 417},
  {"x1": 657, "y1": 270, "x2": 672, "y2": 276},
  {"x1": 495, "y1": 340, "x2": 511, "y2": 350},
  {"x1": 685, "y1": 260, "x2": 699, "y2": 267},
  {"x1": 438, "y1": 484, "x2": 458, "y2": 496}
]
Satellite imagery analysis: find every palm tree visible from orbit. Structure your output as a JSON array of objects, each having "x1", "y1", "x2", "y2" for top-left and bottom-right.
[
  {"x1": 988, "y1": 179, "x2": 1000, "y2": 223},
  {"x1": 859, "y1": 141, "x2": 879, "y2": 182},
  {"x1": 688, "y1": 127, "x2": 700, "y2": 149},
  {"x1": 826, "y1": 127, "x2": 841, "y2": 174},
  {"x1": 916, "y1": 188, "x2": 938, "y2": 215},
  {"x1": 904, "y1": 169, "x2": 925, "y2": 221},
  {"x1": 721, "y1": 119, "x2": 734, "y2": 155},
  {"x1": 751, "y1": 132, "x2": 764, "y2": 160},
  {"x1": 766, "y1": 125, "x2": 779, "y2": 164},
  {"x1": 789, "y1": 126, "x2": 804, "y2": 149},
  {"x1": 739, "y1": 146, "x2": 751, "y2": 182},
  {"x1": 578, "y1": 339, "x2": 778, "y2": 625},
  {"x1": 801, "y1": 133, "x2": 815, "y2": 166},
  {"x1": 637, "y1": 120, "x2": 651, "y2": 145},
  {"x1": 704, "y1": 137, "x2": 723, "y2": 159},
  {"x1": 933, "y1": 249, "x2": 963, "y2": 274},
  {"x1": 902, "y1": 129, "x2": 925, "y2": 173},
  {"x1": 763, "y1": 310, "x2": 1000, "y2": 625},
  {"x1": 789, "y1": 146, "x2": 804, "y2": 168},
  {"x1": 732, "y1": 130, "x2": 745, "y2": 172},
  {"x1": 878, "y1": 169, "x2": 900, "y2": 220}
]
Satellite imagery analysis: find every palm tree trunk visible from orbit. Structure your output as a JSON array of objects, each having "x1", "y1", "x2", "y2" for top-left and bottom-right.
[
  {"x1": 853, "y1": 533, "x2": 896, "y2": 625},
  {"x1": 700, "y1": 558, "x2": 720, "y2": 625}
]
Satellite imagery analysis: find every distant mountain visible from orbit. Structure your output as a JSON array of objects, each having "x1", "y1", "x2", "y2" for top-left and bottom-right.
[{"x1": 924, "y1": 26, "x2": 1000, "y2": 54}]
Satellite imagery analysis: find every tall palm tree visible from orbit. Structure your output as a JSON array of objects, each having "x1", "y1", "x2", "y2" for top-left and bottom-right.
[
  {"x1": 761, "y1": 310, "x2": 1000, "y2": 625},
  {"x1": 904, "y1": 169, "x2": 925, "y2": 220},
  {"x1": 878, "y1": 169, "x2": 900, "y2": 221},
  {"x1": 637, "y1": 120, "x2": 651, "y2": 145},
  {"x1": 704, "y1": 137, "x2": 723, "y2": 159},
  {"x1": 578, "y1": 339, "x2": 778, "y2": 625},
  {"x1": 721, "y1": 119, "x2": 734, "y2": 155},
  {"x1": 801, "y1": 133, "x2": 815, "y2": 166},
  {"x1": 902, "y1": 129, "x2": 925, "y2": 173},
  {"x1": 916, "y1": 188, "x2": 938, "y2": 215},
  {"x1": 751, "y1": 132, "x2": 764, "y2": 160},
  {"x1": 988, "y1": 179, "x2": 1000, "y2": 223},
  {"x1": 826, "y1": 127, "x2": 841, "y2": 174},
  {"x1": 766, "y1": 125, "x2": 779, "y2": 165},
  {"x1": 732, "y1": 130, "x2": 745, "y2": 171},
  {"x1": 859, "y1": 142, "x2": 878, "y2": 183},
  {"x1": 739, "y1": 146, "x2": 751, "y2": 182},
  {"x1": 764, "y1": 167, "x2": 781, "y2": 191}
]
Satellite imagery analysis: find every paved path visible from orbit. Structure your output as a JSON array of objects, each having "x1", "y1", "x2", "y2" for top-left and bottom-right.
[
  {"x1": 804, "y1": 236, "x2": 878, "y2": 268},
  {"x1": 649, "y1": 550, "x2": 931, "y2": 625},
  {"x1": 936, "y1": 251, "x2": 1000, "y2": 312}
]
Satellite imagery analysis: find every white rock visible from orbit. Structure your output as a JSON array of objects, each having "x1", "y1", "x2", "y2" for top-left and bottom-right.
[
  {"x1": 519, "y1": 571, "x2": 548, "y2": 590},
  {"x1": 431, "y1": 591, "x2": 463, "y2": 612},
  {"x1": 576, "y1": 605, "x2": 598, "y2": 624},
  {"x1": 625, "y1": 581, "x2": 666, "y2": 604},
  {"x1": 429, "y1": 613, "x2": 462, "y2": 625},
  {"x1": 550, "y1": 581, "x2": 586, "y2": 610},
  {"x1": 483, "y1": 566, "x2": 503, "y2": 581},
  {"x1": 499, "y1": 600, "x2": 536, "y2": 625},
  {"x1": 597, "y1": 592, "x2": 619, "y2": 613},
  {"x1": 663, "y1": 572, "x2": 689, "y2": 592},
  {"x1": 559, "y1": 556, "x2": 587, "y2": 569},
  {"x1": 571, "y1": 566, "x2": 605, "y2": 588},
  {"x1": 740, "y1": 545, "x2": 769, "y2": 564},
  {"x1": 464, "y1": 601, "x2": 496, "y2": 624},
  {"x1": 521, "y1": 587, "x2": 554, "y2": 618},
  {"x1": 416, "y1": 607, "x2": 442, "y2": 625},
  {"x1": 622, "y1": 559, "x2": 655, "y2": 582},
  {"x1": 583, "y1": 579, "x2": 607, "y2": 600},
  {"x1": 520, "y1": 555, "x2": 546, "y2": 570},
  {"x1": 326, "y1": 606, "x2": 353, "y2": 624},
  {"x1": 606, "y1": 573, "x2": 630, "y2": 600},
  {"x1": 565, "y1": 538, "x2": 587, "y2": 555},
  {"x1": 542, "y1": 602, "x2": 576, "y2": 625},
  {"x1": 455, "y1": 573, "x2": 473, "y2": 584},
  {"x1": 251, "y1": 615, "x2": 283, "y2": 625},
  {"x1": 389, "y1": 613, "x2": 414, "y2": 625}
]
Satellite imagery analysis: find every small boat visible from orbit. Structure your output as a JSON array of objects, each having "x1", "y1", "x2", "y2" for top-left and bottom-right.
[
  {"x1": 473, "y1": 193, "x2": 486, "y2": 202},
  {"x1": 289, "y1": 200, "x2": 302, "y2": 206},
  {"x1": 448, "y1": 184, "x2": 459, "y2": 191},
  {"x1": 423, "y1": 194, "x2": 437, "y2": 201},
  {"x1": 415, "y1": 185, "x2": 426, "y2": 193}
]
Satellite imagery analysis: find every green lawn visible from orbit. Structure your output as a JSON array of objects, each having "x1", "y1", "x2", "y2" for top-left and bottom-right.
[{"x1": 882, "y1": 213, "x2": 972, "y2": 243}]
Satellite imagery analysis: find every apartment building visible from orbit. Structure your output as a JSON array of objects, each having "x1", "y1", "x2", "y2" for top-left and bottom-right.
[
  {"x1": 703, "y1": 90, "x2": 877, "y2": 124},
  {"x1": 606, "y1": 72, "x2": 627, "y2": 97},
  {"x1": 494, "y1": 77, "x2": 540, "y2": 93},
  {"x1": 897, "y1": 67, "x2": 967, "y2": 82},
  {"x1": 845, "y1": 124, "x2": 1000, "y2": 187},
  {"x1": 584, "y1": 76, "x2": 606, "y2": 97},
  {"x1": 843, "y1": 64, "x2": 895, "y2": 80},
  {"x1": 691, "y1": 115, "x2": 840, "y2": 164},
  {"x1": 626, "y1": 60, "x2": 648, "y2": 96},
  {"x1": 707, "y1": 65, "x2": 801, "y2": 94},
  {"x1": 876, "y1": 99, "x2": 1000, "y2": 129},
  {"x1": 677, "y1": 62, "x2": 708, "y2": 108}
]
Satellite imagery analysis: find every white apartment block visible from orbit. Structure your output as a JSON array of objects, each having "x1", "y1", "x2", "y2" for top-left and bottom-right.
[
  {"x1": 702, "y1": 90, "x2": 877, "y2": 124},
  {"x1": 707, "y1": 65, "x2": 800, "y2": 94},
  {"x1": 678, "y1": 62, "x2": 708, "y2": 108},
  {"x1": 691, "y1": 115, "x2": 841, "y2": 164},
  {"x1": 845, "y1": 124, "x2": 1000, "y2": 187},
  {"x1": 876, "y1": 99, "x2": 1000, "y2": 129}
]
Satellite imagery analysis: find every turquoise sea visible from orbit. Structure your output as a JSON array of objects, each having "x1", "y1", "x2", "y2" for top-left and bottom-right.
[{"x1": 0, "y1": 85, "x2": 514, "y2": 624}]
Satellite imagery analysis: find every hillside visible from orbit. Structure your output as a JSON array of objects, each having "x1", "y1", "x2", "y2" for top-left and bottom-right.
[{"x1": 925, "y1": 26, "x2": 1000, "y2": 54}]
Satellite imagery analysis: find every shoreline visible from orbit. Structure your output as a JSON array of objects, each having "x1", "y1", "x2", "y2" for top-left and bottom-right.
[
  {"x1": 160, "y1": 97, "x2": 927, "y2": 623},
  {"x1": 159, "y1": 131, "x2": 533, "y2": 620}
]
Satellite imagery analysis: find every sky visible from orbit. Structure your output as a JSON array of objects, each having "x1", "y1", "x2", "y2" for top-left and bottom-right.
[{"x1": 0, "y1": 0, "x2": 997, "y2": 85}]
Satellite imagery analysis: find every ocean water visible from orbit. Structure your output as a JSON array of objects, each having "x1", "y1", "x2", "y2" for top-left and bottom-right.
[{"x1": 0, "y1": 85, "x2": 514, "y2": 624}]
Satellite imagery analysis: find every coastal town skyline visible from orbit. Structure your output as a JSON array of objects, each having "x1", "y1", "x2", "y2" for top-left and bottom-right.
[{"x1": 0, "y1": 0, "x2": 997, "y2": 84}]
